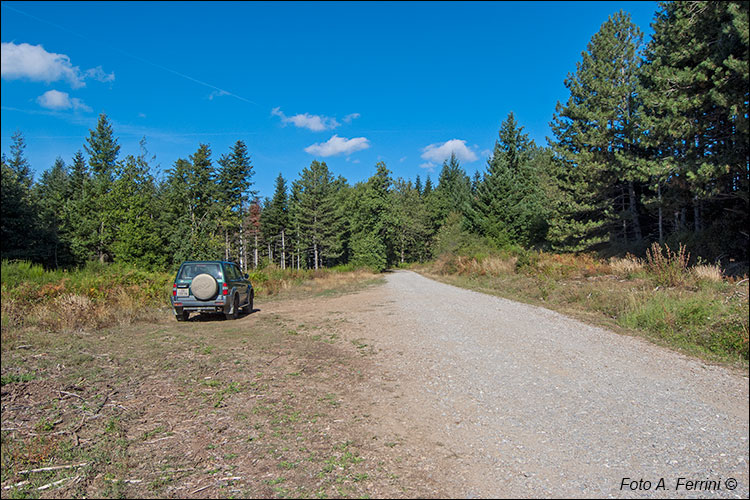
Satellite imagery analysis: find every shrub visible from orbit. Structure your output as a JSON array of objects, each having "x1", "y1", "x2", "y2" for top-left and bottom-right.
[{"x1": 645, "y1": 242, "x2": 691, "y2": 287}]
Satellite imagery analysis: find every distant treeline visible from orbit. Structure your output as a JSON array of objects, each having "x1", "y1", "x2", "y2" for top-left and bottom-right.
[{"x1": 2, "y1": 2, "x2": 747, "y2": 272}]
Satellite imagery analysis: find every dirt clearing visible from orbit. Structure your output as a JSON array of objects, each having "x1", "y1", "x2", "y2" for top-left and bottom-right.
[{"x1": 1, "y1": 277, "x2": 443, "y2": 498}]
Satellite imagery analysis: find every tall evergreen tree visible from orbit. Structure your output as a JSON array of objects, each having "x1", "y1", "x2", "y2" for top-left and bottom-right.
[
  {"x1": 110, "y1": 151, "x2": 164, "y2": 269},
  {"x1": 7, "y1": 130, "x2": 33, "y2": 188},
  {"x1": 293, "y1": 160, "x2": 344, "y2": 269},
  {"x1": 188, "y1": 143, "x2": 221, "y2": 259},
  {"x1": 84, "y1": 113, "x2": 121, "y2": 262},
  {"x1": 469, "y1": 112, "x2": 548, "y2": 247},
  {"x1": 425, "y1": 153, "x2": 471, "y2": 249},
  {"x1": 1, "y1": 133, "x2": 41, "y2": 261},
  {"x1": 63, "y1": 150, "x2": 97, "y2": 264},
  {"x1": 35, "y1": 157, "x2": 73, "y2": 267},
  {"x1": 391, "y1": 177, "x2": 431, "y2": 263},
  {"x1": 161, "y1": 158, "x2": 194, "y2": 266},
  {"x1": 348, "y1": 162, "x2": 394, "y2": 271},
  {"x1": 260, "y1": 173, "x2": 290, "y2": 268},
  {"x1": 217, "y1": 140, "x2": 255, "y2": 268},
  {"x1": 550, "y1": 11, "x2": 646, "y2": 250},
  {"x1": 434, "y1": 153, "x2": 472, "y2": 221}
]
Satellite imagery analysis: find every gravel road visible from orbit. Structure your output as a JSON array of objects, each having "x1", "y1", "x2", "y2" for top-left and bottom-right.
[{"x1": 329, "y1": 270, "x2": 749, "y2": 498}]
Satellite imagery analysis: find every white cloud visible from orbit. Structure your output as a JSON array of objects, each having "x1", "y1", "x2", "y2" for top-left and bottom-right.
[
  {"x1": 36, "y1": 89, "x2": 91, "y2": 111},
  {"x1": 343, "y1": 113, "x2": 360, "y2": 123},
  {"x1": 420, "y1": 162, "x2": 436, "y2": 171},
  {"x1": 208, "y1": 89, "x2": 229, "y2": 100},
  {"x1": 272, "y1": 106, "x2": 340, "y2": 131},
  {"x1": 421, "y1": 139, "x2": 478, "y2": 164},
  {"x1": 84, "y1": 65, "x2": 115, "y2": 83},
  {"x1": 304, "y1": 135, "x2": 370, "y2": 157},
  {"x1": 1, "y1": 42, "x2": 114, "y2": 88},
  {"x1": 399, "y1": 156, "x2": 407, "y2": 163}
]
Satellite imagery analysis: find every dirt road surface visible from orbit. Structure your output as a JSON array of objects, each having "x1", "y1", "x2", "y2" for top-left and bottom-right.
[{"x1": 266, "y1": 270, "x2": 749, "y2": 498}]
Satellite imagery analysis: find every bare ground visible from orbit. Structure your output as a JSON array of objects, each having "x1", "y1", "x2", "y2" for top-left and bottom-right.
[{"x1": 2, "y1": 270, "x2": 748, "y2": 498}]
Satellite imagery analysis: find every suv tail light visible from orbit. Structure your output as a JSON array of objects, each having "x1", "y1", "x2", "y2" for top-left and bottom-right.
[
  {"x1": 172, "y1": 284, "x2": 177, "y2": 297},
  {"x1": 222, "y1": 283, "x2": 229, "y2": 296}
]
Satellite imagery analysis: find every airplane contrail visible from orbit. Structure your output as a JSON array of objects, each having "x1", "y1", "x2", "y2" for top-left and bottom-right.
[{"x1": 1, "y1": 3, "x2": 259, "y2": 106}]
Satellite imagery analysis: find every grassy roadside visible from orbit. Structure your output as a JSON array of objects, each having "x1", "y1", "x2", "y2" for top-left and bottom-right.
[
  {"x1": 1, "y1": 260, "x2": 382, "y2": 340},
  {"x1": 411, "y1": 247, "x2": 749, "y2": 368}
]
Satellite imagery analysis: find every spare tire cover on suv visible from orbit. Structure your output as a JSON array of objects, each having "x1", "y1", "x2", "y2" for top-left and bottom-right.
[{"x1": 191, "y1": 273, "x2": 218, "y2": 300}]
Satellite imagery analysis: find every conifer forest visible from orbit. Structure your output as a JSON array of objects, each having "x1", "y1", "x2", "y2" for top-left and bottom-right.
[{"x1": 2, "y1": 2, "x2": 748, "y2": 273}]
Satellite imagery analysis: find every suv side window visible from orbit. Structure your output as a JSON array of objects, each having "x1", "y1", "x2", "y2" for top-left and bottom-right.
[
  {"x1": 233, "y1": 264, "x2": 245, "y2": 279},
  {"x1": 225, "y1": 264, "x2": 239, "y2": 281}
]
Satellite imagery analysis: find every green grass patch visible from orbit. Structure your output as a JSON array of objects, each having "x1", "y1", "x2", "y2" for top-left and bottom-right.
[{"x1": 620, "y1": 291, "x2": 748, "y2": 361}]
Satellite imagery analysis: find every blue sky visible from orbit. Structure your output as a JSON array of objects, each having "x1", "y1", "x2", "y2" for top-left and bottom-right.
[{"x1": 1, "y1": 1, "x2": 658, "y2": 198}]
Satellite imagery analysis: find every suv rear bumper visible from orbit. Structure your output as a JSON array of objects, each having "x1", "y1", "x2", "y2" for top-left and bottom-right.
[{"x1": 172, "y1": 297, "x2": 229, "y2": 314}]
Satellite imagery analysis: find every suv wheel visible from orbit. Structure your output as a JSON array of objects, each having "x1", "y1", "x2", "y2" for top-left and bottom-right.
[
  {"x1": 226, "y1": 294, "x2": 239, "y2": 320},
  {"x1": 243, "y1": 290, "x2": 254, "y2": 314},
  {"x1": 176, "y1": 310, "x2": 190, "y2": 322}
]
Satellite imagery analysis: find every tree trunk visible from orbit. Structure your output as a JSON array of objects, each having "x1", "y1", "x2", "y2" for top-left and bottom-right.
[
  {"x1": 693, "y1": 196, "x2": 701, "y2": 232},
  {"x1": 240, "y1": 228, "x2": 246, "y2": 272},
  {"x1": 254, "y1": 234, "x2": 258, "y2": 270},
  {"x1": 621, "y1": 185, "x2": 627, "y2": 242},
  {"x1": 658, "y1": 184, "x2": 663, "y2": 243},
  {"x1": 281, "y1": 229, "x2": 286, "y2": 270},
  {"x1": 628, "y1": 180, "x2": 642, "y2": 241},
  {"x1": 99, "y1": 221, "x2": 105, "y2": 263},
  {"x1": 225, "y1": 229, "x2": 229, "y2": 261},
  {"x1": 314, "y1": 242, "x2": 319, "y2": 270}
]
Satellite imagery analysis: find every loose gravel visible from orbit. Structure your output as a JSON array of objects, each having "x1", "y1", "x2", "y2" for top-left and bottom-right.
[{"x1": 335, "y1": 270, "x2": 749, "y2": 498}]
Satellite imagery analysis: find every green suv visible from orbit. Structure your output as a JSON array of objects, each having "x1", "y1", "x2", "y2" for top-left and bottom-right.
[{"x1": 171, "y1": 261, "x2": 254, "y2": 321}]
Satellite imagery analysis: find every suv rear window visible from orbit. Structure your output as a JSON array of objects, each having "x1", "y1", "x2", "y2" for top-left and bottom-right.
[{"x1": 178, "y1": 263, "x2": 223, "y2": 280}]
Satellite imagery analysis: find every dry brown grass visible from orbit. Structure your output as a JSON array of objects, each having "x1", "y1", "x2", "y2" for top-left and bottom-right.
[
  {"x1": 609, "y1": 254, "x2": 645, "y2": 278},
  {"x1": 482, "y1": 256, "x2": 518, "y2": 275},
  {"x1": 431, "y1": 254, "x2": 516, "y2": 277},
  {"x1": 692, "y1": 264, "x2": 724, "y2": 282},
  {"x1": 532, "y1": 252, "x2": 612, "y2": 279}
]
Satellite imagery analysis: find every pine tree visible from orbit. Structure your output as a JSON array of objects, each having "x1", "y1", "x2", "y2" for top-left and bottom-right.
[
  {"x1": 293, "y1": 160, "x2": 344, "y2": 269},
  {"x1": 550, "y1": 10, "x2": 646, "y2": 250},
  {"x1": 8, "y1": 130, "x2": 33, "y2": 188},
  {"x1": 217, "y1": 140, "x2": 255, "y2": 267},
  {"x1": 84, "y1": 113, "x2": 121, "y2": 262},
  {"x1": 423, "y1": 175, "x2": 433, "y2": 196},
  {"x1": 469, "y1": 112, "x2": 548, "y2": 247},
  {"x1": 1, "y1": 133, "x2": 40, "y2": 261},
  {"x1": 434, "y1": 153, "x2": 472, "y2": 222},
  {"x1": 188, "y1": 144, "x2": 221, "y2": 259},
  {"x1": 391, "y1": 177, "x2": 431, "y2": 263},
  {"x1": 260, "y1": 173, "x2": 290, "y2": 268},
  {"x1": 347, "y1": 162, "x2": 394, "y2": 271},
  {"x1": 35, "y1": 157, "x2": 73, "y2": 267},
  {"x1": 425, "y1": 154, "x2": 471, "y2": 249},
  {"x1": 161, "y1": 158, "x2": 195, "y2": 265},
  {"x1": 63, "y1": 150, "x2": 97, "y2": 264},
  {"x1": 110, "y1": 151, "x2": 164, "y2": 269}
]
